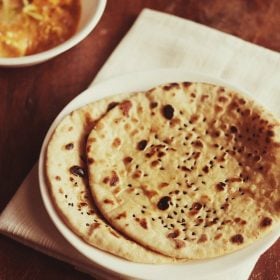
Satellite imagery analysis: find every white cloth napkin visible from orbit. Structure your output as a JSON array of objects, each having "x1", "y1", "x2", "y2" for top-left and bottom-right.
[{"x1": 0, "y1": 8, "x2": 279, "y2": 280}]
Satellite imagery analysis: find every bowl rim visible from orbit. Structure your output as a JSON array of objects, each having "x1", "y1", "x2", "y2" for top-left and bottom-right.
[
  {"x1": 39, "y1": 68, "x2": 280, "y2": 280},
  {"x1": 0, "y1": 0, "x2": 107, "y2": 66}
]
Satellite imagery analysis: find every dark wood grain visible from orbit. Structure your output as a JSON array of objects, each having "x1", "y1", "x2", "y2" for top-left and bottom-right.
[{"x1": 0, "y1": 0, "x2": 279, "y2": 279}]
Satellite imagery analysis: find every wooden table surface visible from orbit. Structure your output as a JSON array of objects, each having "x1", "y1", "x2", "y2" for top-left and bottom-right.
[{"x1": 0, "y1": 0, "x2": 279, "y2": 279}]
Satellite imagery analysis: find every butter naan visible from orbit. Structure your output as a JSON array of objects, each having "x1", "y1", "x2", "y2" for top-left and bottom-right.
[
  {"x1": 46, "y1": 92, "x2": 175, "y2": 263},
  {"x1": 87, "y1": 82, "x2": 280, "y2": 259}
]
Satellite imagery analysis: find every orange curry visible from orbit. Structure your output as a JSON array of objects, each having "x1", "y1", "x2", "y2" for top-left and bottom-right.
[{"x1": 0, "y1": 0, "x2": 81, "y2": 57}]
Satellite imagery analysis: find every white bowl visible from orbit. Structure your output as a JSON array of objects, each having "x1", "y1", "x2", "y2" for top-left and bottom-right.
[
  {"x1": 0, "y1": 0, "x2": 106, "y2": 67},
  {"x1": 39, "y1": 69, "x2": 280, "y2": 280}
]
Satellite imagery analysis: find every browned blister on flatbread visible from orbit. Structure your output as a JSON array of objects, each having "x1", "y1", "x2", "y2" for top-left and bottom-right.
[
  {"x1": 45, "y1": 92, "x2": 176, "y2": 263},
  {"x1": 87, "y1": 82, "x2": 280, "y2": 259}
]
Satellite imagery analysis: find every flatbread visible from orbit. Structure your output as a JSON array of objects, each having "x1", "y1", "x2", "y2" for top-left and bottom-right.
[
  {"x1": 45, "y1": 92, "x2": 175, "y2": 263},
  {"x1": 86, "y1": 82, "x2": 280, "y2": 259}
]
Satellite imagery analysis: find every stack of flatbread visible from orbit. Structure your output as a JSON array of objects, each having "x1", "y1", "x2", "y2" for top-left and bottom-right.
[{"x1": 46, "y1": 82, "x2": 280, "y2": 263}]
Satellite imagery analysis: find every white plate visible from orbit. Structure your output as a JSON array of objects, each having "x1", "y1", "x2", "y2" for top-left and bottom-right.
[{"x1": 39, "y1": 69, "x2": 280, "y2": 280}]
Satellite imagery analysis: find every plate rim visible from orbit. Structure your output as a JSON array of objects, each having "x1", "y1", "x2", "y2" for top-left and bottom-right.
[{"x1": 38, "y1": 68, "x2": 280, "y2": 280}]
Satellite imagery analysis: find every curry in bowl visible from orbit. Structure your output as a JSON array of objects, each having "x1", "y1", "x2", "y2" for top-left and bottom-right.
[{"x1": 0, "y1": 0, "x2": 81, "y2": 57}]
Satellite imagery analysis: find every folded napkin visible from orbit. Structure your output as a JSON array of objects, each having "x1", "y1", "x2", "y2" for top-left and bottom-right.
[{"x1": 1, "y1": 8, "x2": 279, "y2": 280}]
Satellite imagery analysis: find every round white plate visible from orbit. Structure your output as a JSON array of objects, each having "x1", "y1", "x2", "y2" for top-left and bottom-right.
[{"x1": 39, "y1": 69, "x2": 280, "y2": 280}]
